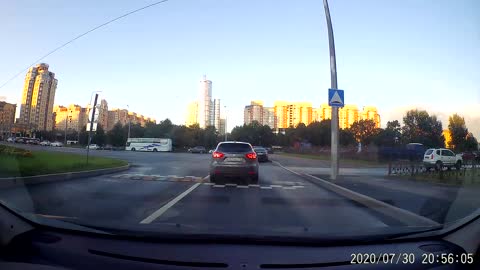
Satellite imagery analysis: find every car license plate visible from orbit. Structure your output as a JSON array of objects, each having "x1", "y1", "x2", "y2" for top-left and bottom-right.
[{"x1": 225, "y1": 158, "x2": 243, "y2": 162}]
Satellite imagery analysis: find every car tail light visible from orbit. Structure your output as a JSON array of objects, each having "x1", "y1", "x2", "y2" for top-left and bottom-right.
[
  {"x1": 212, "y1": 151, "x2": 224, "y2": 158},
  {"x1": 246, "y1": 152, "x2": 257, "y2": 160}
]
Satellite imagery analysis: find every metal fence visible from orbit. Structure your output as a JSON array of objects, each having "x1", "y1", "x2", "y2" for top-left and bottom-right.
[{"x1": 388, "y1": 159, "x2": 480, "y2": 183}]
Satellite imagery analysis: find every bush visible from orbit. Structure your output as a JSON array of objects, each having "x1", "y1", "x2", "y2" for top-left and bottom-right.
[{"x1": 0, "y1": 145, "x2": 33, "y2": 158}]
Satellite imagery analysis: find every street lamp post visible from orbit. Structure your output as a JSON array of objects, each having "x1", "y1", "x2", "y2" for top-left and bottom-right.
[{"x1": 323, "y1": 0, "x2": 339, "y2": 180}]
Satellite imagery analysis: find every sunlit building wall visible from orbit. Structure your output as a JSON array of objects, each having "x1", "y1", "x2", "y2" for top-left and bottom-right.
[
  {"x1": 185, "y1": 101, "x2": 199, "y2": 127},
  {"x1": 361, "y1": 106, "x2": 381, "y2": 128},
  {"x1": 19, "y1": 63, "x2": 57, "y2": 132}
]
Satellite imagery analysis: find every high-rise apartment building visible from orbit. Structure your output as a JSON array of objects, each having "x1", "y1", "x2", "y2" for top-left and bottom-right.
[
  {"x1": 0, "y1": 101, "x2": 16, "y2": 137},
  {"x1": 107, "y1": 108, "x2": 129, "y2": 130},
  {"x1": 198, "y1": 75, "x2": 213, "y2": 128},
  {"x1": 185, "y1": 101, "x2": 199, "y2": 127},
  {"x1": 319, "y1": 104, "x2": 332, "y2": 121},
  {"x1": 53, "y1": 104, "x2": 86, "y2": 132},
  {"x1": 361, "y1": 106, "x2": 381, "y2": 128},
  {"x1": 19, "y1": 63, "x2": 58, "y2": 132},
  {"x1": 219, "y1": 118, "x2": 226, "y2": 135},
  {"x1": 262, "y1": 107, "x2": 275, "y2": 129},
  {"x1": 339, "y1": 105, "x2": 359, "y2": 129},
  {"x1": 244, "y1": 101, "x2": 264, "y2": 125},
  {"x1": 273, "y1": 101, "x2": 312, "y2": 128}
]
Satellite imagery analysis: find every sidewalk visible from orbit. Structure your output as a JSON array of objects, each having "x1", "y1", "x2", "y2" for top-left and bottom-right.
[{"x1": 270, "y1": 154, "x2": 479, "y2": 224}]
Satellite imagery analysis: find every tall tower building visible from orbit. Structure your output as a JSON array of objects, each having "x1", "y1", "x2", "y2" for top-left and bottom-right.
[
  {"x1": 198, "y1": 75, "x2": 212, "y2": 128},
  {"x1": 19, "y1": 63, "x2": 58, "y2": 132},
  {"x1": 213, "y1": 99, "x2": 221, "y2": 131}
]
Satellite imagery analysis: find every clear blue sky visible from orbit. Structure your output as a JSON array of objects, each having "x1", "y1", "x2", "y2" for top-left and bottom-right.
[{"x1": 0, "y1": 0, "x2": 479, "y2": 136}]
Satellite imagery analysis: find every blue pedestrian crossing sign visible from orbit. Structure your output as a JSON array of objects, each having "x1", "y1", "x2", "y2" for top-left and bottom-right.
[{"x1": 328, "y1": 88, "x2": 345, "y2": 107}]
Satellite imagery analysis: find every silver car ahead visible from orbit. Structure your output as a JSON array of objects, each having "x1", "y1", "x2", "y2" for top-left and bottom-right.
[{"x1": 210, "y1": 142, "x2": 259, "y2": 184}]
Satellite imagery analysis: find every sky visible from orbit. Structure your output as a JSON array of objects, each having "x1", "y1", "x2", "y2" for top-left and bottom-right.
[{"x1": 0, "y1": 0, "x2": 479, "y2": 137}]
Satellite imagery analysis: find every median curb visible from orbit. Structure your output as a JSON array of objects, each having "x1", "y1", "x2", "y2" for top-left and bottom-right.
[
  {"x1": 272, "y1": 160, "x2": 440, "y2": 227},
  {"x1": 0, "y1": 164, "x2": 130, "y2": 189}
]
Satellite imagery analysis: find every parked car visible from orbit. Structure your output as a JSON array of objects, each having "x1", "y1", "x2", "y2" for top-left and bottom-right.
[
  {"x1": 423, "y1": 148, "x2": 463, "y2": 171},
  {"x1": 39, "y1": 141, "x2": 51, "y2": 146},
  {"x1": 86, "y1": 144, "x2": 100, "y2": 150},
  {"x1": 6, "y1": 137, "x2": 15, "y2": 143},
  {"x1": 15, "y1": 138, "x2": 25, "y2": 144},
  {"x1": 103, "y1": 144, "x2": 113, "y2": 150},
  {"x1": 210, "y1": 141, "x2": 259, "y2": 184},
  {"x1": 253, "y1": 146, "x2": 269, "y2": 162},
  {"x1": 188, "y1": 146, "x2": 207, "y2": 154},
  {"x1": 461, "y1": 152, "x2": 476, "y2": 161},
  {"x1": 50, "y1": 141, "x2": 63, "y2": 147}
]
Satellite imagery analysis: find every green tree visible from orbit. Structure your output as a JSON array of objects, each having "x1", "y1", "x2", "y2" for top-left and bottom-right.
[
  {"x1": 92, "y1": 124, "x2": 106, "y2": 146},
  {"x1": 349, "y1": 119, "x2": 378, "y2": 145},
  {"x1": 448, "y1": 114, "x2": 469, "y2": 152},
  {"x1": 464, "y1": 133, "x2": 479, "y2": 151},
  {"x1": 402, "y1": 109, "x2": 444, "y2": 148},
  {"x1": 107, "y1": 123, "x2": 127, "y2": 147},
  {"x1": 339, "y1": 128, "x2": 356, "y2": 146},
  {"x1": 144, "y1": 119, "x2": 174, "y2": 138},
  {"x1": 373, "y1": 120, "x2": 402, "y2": 147},
  {"x1": 79, "y1": 126, "x2": 88, "y2": 145},
  {"x1": 305, "y1": 120, "x2": 331, "y2": 146}
]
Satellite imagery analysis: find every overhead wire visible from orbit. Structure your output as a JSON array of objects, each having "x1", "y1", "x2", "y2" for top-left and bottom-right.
[{"x1": 0, "y1": 0, "x2": 169, "y2": 90}]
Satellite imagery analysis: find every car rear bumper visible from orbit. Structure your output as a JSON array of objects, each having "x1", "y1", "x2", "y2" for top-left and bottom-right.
[{"x1": 257, "y1": 154, "x2": 269, "y2": 161}]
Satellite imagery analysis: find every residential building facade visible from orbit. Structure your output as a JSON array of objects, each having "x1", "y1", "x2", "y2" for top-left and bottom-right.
[
  {"x1": 361, "y1": 106, "x2": 381, "y2": 128},
  {"x1": 0, "y1": 101, "x2": 16, "y2": 138},
  {"x1": 53, "y1": 104, "x2": 86, "y2": 132},
  {"x1": 19, "y1": 63, "x2": 58, "y2": 132}
]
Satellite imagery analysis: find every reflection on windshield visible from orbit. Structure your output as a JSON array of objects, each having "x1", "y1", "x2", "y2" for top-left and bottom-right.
[{"x1": 0, "y1": 0, "x2": 478, "y2": 240}]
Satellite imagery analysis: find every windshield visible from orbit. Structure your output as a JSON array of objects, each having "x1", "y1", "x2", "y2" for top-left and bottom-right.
[{"x1": 0, "y1": 0, "x2": 478, "y2": 242}]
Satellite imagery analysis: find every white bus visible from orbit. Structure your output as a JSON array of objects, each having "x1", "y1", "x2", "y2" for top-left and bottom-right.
[{"x1": 125, "y1": 138, "x2": 173, "y2": 152}]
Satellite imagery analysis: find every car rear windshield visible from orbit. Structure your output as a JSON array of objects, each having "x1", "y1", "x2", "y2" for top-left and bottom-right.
[
  {"x1": 425, "y1": 149, "x2": 433, "y2": 155},
  {"x1": 217, "y1": 143, "x2": 252, "y2": 153},
  {"x1": 254, "y1": 147, "x2": 266, "y2": 152}
]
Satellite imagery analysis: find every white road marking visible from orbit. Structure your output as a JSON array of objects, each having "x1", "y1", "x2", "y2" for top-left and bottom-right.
[
  {"x1": 260, "y1": 186, "x2": 273, "y2": 189},
  {"x1": 270, "y1": 185, "x2": 282, "y2": 188},
  {"x1": 203, "y1": 183, "x2": 214, "y2": 186},
  {"x1": 213, "y1": 185, "x2": 225, "y2": 188},
  {"x1": 292, "y1": 185, "x2": 305, "y2": 188},
  {"x1": 140, "y1": 182, "x2": 202, "y2": 224},
  {"x1": 248, "y1": 184, "x2": 260, "y2": 187},
  {"x1": 225, "y1": 183, "x2": 238, "y2": 187},
  {"x1": 283, "y1": 186, "x2": 296, "y2": 190},
  {"x1": 237, "y1": 185, "x2": 248, "y2": 189}
]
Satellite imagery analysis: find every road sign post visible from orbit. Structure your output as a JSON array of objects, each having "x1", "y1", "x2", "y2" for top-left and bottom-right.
[
  {"x1": 323, "y1": 0, "x2": 340, "y2": 181},
  {"x1": 86, "y1": 93, "x2": 99, "y2": 165}
]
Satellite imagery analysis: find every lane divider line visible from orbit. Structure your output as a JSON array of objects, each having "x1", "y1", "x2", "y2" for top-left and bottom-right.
[
  {"x1": 140, "y1": 182, "x2": 202, "y2": 224},
  {"x1": 272, "y1": 160, "x2": 440, "y2": 227}
]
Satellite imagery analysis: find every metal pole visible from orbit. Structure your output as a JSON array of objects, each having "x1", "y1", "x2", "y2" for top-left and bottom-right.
[
  {"x1": 323, "y1": 0, "x2": 339, "y2": 180},
  {"x1": 87, "y1": 94, "x2": 99, "y2": 165}
]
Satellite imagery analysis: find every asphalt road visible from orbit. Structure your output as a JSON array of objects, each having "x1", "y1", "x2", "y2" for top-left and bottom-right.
[
  {"x1": 1, "y1": 144, "x2": 477, "y2": 238},
  {"x1": 0, "y1": 145, "x2": 403, "y2": 237}
]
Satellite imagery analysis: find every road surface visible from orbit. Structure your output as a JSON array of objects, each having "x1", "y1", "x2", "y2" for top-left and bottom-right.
[{"x1": 0, "y1": 145, "x2": 477, "y2": 237}]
